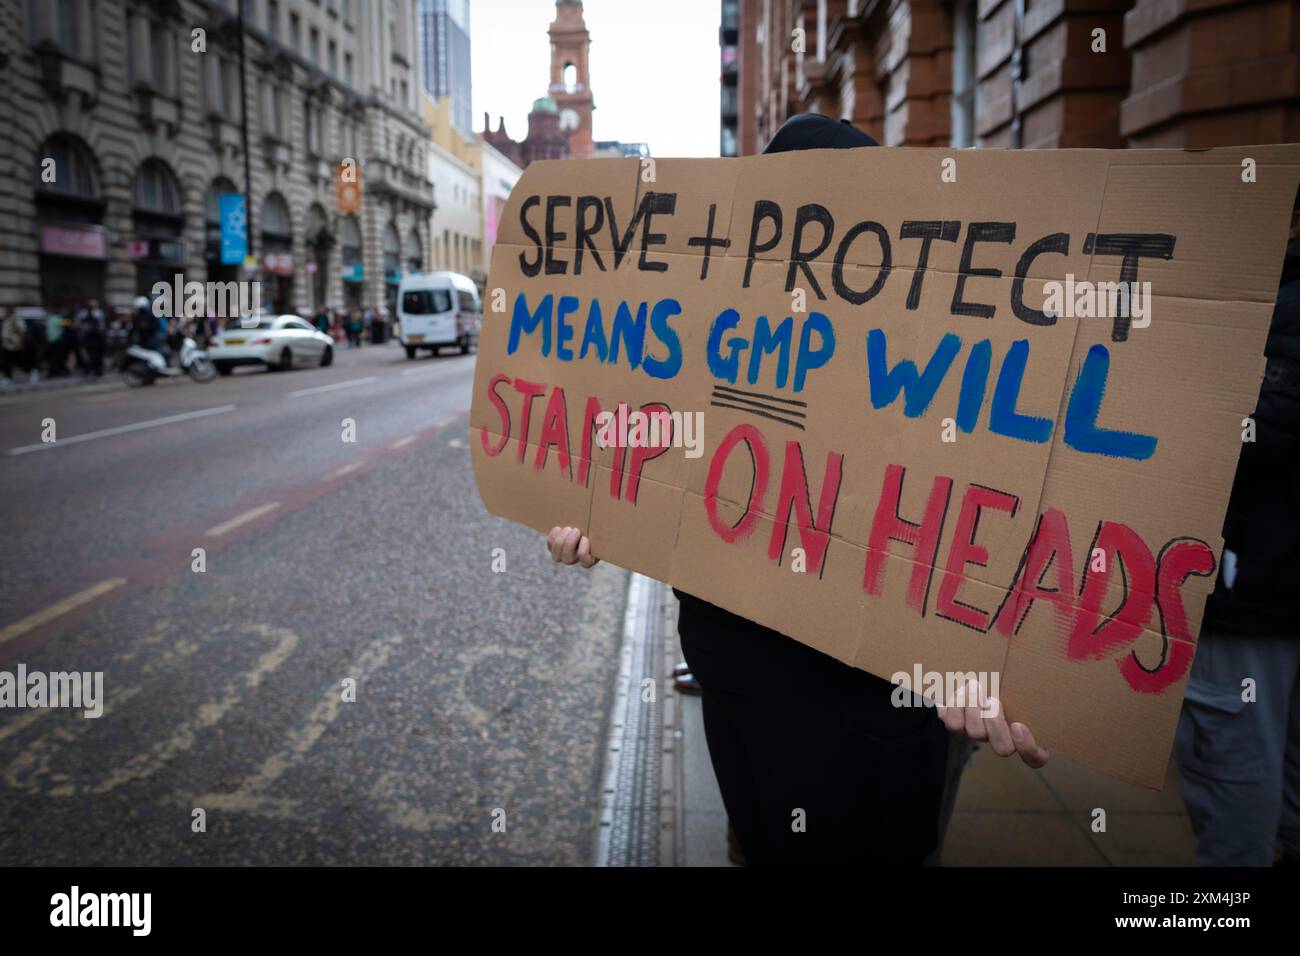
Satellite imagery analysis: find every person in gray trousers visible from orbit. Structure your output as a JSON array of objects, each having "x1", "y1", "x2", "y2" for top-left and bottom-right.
[{"x1": 1175, "y1": 191, "x2": 1300, "y2": 867}]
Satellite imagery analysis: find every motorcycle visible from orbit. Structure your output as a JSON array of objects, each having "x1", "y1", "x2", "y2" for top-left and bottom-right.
[{"x1": 122, "y1": 337, "x2": 217, "y2": 387}]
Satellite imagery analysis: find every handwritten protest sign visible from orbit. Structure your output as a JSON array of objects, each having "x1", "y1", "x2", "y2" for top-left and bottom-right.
[{"x1": 470, "y1": 146, "x2": 1300, "y2": 787}]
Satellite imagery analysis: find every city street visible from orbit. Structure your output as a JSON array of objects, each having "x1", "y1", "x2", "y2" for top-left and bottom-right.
[{"x1": 0, "y1": 347, "x2": 630, "y2": 865}]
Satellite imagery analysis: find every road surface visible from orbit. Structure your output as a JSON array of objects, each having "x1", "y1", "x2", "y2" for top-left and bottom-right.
[{"x1": 0, "y1": 344, "x2": 628, "y2": 865}]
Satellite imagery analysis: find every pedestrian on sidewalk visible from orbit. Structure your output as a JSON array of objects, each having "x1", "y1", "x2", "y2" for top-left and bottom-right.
[
  {"x1": 545, "y1": 114, "x2": 1050, "y2": 868},
  {"x1": 1174, "y1": 187, "x2": 1300, "y2": 867},
  {"x1": 44, "y1": 309, "x2": 67, "y2": 377},
  {"x1": 1, "y1": 307, "x2": 24, "y2": 382},
  {"x1": 76, "y1": 299, "x2": 106, "y2": 378},
  {"x1": 21, "y1": 308, "x2": 46, "y2": 382},
  {"x1": 106, "y1": 311, "x2": 130, "y2": 371},
  {"x1": 347, "y1": 308, "x2": 362, "y2": 349}
]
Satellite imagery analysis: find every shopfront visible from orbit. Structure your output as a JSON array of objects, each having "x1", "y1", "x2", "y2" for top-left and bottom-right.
[
  {"x1": 305, "y1": 204, "x2": 333, "y2": 312},
  {"x1": 34, "y1": 134, "x2": 107, "y2": 311},
  {"x1": 204, "y1": 177, "x2": 242, "y2": 287},
  {"x1": 131, "y1": 159, "x2": 187, "y2": 299},
  {"x1": 261, "y1": 192, "x2": 294, "y2": 315},
  {"x1": 340, "y1": 215, "x2": 364, "y2": 309}
]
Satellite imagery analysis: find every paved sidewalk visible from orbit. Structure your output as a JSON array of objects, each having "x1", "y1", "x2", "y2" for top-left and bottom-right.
[
  {"x1": 661, "y1": 581, "x2": 1196, "y2": 867},
  {"x1": 0, "y1": 372, "x2": 141, "y2": 400}
]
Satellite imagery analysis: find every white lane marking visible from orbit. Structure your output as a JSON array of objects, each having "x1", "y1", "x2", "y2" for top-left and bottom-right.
[
  {"x1": 288, "y1": 376, "x2": 376, "y2": 398},
  {"x1": 189, "y1": 633, "x2": 403, "y2": 816},
  {"x1": 329, "y1": 461, "x2": 364, "y2": 479},
  {"x1": 390, "y1": 435, "x2": 416, "y2": 449},
  {"x1": 89, "y1": 625, "x2": 300, "y2": 795},
  {"x1": 8, "y1": 404, "x2": 237, "y2": 455},
  {"x1": 204, "y1": 501, "x2": 281, "y2": 537},
  {"x1": 400, "y1": 364, "x2": 442, "y2": 376},
  {"x1": 0, "y1": 578, "x2": 128, "y2": 645}
]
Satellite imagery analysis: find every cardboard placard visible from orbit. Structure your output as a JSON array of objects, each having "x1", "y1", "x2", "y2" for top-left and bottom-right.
[{"x1": 470, "y1": 146, "x2": 1300, "y2": 788}]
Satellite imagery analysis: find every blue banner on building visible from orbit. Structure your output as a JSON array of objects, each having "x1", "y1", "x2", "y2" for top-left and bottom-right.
[{"x1": 219, "y1": 193, "x2": 247, "y2": 265}]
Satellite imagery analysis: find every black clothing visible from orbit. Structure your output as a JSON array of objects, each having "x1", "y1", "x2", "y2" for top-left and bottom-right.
[
  {"x1": 1205, "y1": 242, "x2": 1300, "y2": 638},
  {"x1": 673, "y1": 113, "x2": 949, "y2": 866},
  {"x1": 676, "y1": 591, "x2": 950, "y2": 865}
]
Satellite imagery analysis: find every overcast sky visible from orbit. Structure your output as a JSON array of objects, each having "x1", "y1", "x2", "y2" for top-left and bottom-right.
[{"x1": 470, "y1": 0, "x2": 723, "y2": 158}]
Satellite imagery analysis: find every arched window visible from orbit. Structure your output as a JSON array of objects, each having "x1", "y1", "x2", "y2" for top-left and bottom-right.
[
  {"x1": 205, "y1": 177, "x2": 239, "y2": 224},
  {"x1": 383, "y1": 223, "x2": 400, "y2": 259},
  {"x1": 305, "y1": 203, "x2": 330, "y2": 244},
  {"x1": 563, "y1": 62, "x2": 578, "y2": 93},
  {"x1": 132, "y1": 159, "x2": 182, "y2": 216},
  {"x1": 262, "y1": 192, "x2": 292, "y2": 238},
  {"x1": 35, "y1": 133, "x2": 100, "y2": 199}
]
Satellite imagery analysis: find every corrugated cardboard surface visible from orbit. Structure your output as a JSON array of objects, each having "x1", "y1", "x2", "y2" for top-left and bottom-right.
[{"x1": 471, "y1": 146, "x2": 1300, "y2": 788}]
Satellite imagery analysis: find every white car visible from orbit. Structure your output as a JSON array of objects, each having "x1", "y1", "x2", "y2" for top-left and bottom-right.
[{"x1": 209, "y1": 315, "x2": 335, "y2": 375}]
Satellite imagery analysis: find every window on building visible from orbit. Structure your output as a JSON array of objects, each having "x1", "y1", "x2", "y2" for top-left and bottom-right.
[
  {"x1": 223, "y1": 58, "x2": 241, "y2": 122},
  {"x1": 36, "y1": 134, "x2": 100, "y2": 199},
  {"x1": 262, "y1": 81, "x2": 285, "y2": 137},
  {"x1": 309, "y1": 26, "x2": 319, "y2": 64},
  {"x1": 951, "y1": 0, "x2": 977, "y2": 149},
  {"x1": 342, "y1": 0, "x2": 351, "y2": 26},
  {"x1": 56, "y1": 0, "x2": 80, "y2": 55},
  {"x1": 290, "y1": 12, "x2": 301, "y2": 51},
  {"x1": 204, "y1": 55, "x2": 224, "y2": 113},
  {"x1": 328, "y1": 39, "x2": 337, "y2": 76},
  {"x1": 262, "y1": 192, "x2": 293, "y2": 238},
  {"x1": 132, "y1": 159, "x2": 182, "y2": 215},
  {"x1": 152, "y1": 21, "x2": 175, "y2": 94},
  {"x1": 344, "y1": 52, "x2": 353, "y2": 85}
]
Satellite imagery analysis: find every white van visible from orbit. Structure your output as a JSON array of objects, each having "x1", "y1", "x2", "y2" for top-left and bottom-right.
[{"x1": 397, "y1": 271, "x2": 481, "y2": 358}]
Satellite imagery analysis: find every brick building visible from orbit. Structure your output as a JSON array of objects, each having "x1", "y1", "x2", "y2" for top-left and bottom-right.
[
  {"x1": 727, "y1": 0, "x2": 1300, "y2": 153},
  {"x1": 480, "y1": 0, "x2": 597, "y2": 169},
  {"x1": 1, "y1": 0, "x2": 434, "y2": 315}
]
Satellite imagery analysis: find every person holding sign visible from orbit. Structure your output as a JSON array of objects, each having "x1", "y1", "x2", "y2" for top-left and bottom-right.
[
  {"x1": 546, "y1": 113, "x2": 1050, "y2": 867},
  {"x1": 1175, "y1": 189, "x2": 1300, "y2": 867}
]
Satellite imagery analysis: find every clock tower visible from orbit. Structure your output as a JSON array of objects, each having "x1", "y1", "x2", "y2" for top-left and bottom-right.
[{"x1": 548, "y1": 1, "x2": 595, "y2": 159}]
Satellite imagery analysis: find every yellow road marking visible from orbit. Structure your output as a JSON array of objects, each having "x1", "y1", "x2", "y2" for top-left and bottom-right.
[
  {"x1": 204, "y1": 501, "x2": 281, "y2": 537},
  {"x1": 0, "y1": 578, "x2": 127, "y2": 646}
]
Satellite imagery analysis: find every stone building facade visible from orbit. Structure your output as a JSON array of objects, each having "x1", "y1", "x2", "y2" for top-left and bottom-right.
[
  {"x1": 732, "y1": 0, "x2": 1300, "y2": 153},
  {"x1": 0, "y1": 0, "x2": 435, "y2": 316}
]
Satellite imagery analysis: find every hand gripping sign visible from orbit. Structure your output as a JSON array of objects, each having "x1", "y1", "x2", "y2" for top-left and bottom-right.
[{"x1": 470, "y1": 145, "x2": 1300, "y2": 787}]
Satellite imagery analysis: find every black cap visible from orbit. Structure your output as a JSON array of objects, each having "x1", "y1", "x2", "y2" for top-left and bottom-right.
[{"x1": 763, "y1": 113, "x2": 879, "y2": 154}]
